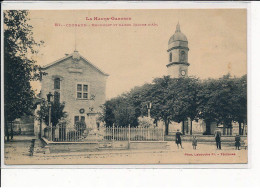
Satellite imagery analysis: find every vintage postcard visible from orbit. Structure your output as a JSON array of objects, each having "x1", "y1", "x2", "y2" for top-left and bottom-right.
[{"x1": 2, "y1": 7, "x2": 248, "y2": 165}]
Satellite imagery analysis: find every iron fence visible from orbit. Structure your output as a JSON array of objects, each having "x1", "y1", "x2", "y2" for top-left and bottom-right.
[
  {"x1": 103, "y1": 126, "x2": 164, "y2": 141},
  {"x1": 44, "y1": 124, "x2": 164, "y2": 142},
  {"x1": 44, "y1": 123, "x2": 87, "y2": 142}
]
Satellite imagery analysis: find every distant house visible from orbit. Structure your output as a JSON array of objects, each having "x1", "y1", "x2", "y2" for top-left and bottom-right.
[
  {"x1": 34, "y1": 50, "x2": 108, "y2": 137},
  {"x1": 10, "y1": 116, "x2": 35, "y2": 135}
]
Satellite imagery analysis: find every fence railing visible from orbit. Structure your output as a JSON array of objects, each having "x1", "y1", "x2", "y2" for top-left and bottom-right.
[
  {"x1": 43, "y1": 124, "x2": 164, "y2": 143},
  {"x1": 44, "y1": 123, "x2": 87, "y2": 142},
  {"x1": 103, "y1": 126, "x2": 164, "y2": 141}
]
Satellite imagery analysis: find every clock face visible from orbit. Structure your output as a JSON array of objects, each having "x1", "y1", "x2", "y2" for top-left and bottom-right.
[{"x1": 181, "y1": 70, "x2": 186, "y2": 76}]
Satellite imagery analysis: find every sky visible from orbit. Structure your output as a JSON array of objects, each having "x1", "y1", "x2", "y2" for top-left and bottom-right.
[{"x1": 28, "y1": 9, "x2": 247, "y2": 99}]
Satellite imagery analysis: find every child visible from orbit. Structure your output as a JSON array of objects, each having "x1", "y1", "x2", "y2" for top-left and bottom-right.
[
  {"x1": 235, "y1": 134, "x2": 241, "y2": 150},
  {"x1": 192, "y1": 136, "x2": 198, "y2": 150}
]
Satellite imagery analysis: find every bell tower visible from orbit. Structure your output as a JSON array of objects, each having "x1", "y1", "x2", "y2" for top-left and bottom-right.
[{"x1": 167, "y1": 23, "x2": 190, "y2": 78}]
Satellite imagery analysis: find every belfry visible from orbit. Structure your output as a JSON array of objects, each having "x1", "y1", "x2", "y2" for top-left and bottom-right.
[{"x1": 166, "y1": 23, "x2": 190, "y2": 78}]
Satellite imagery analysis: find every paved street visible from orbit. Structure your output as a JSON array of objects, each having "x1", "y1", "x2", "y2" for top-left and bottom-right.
[{"x1": 4, "y1": 135, "x2": 247, "y2": 165}]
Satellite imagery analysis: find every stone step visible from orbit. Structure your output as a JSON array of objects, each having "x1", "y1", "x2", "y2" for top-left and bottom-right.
[
  {"x1": 99, "y1": 143, "x2": 112, "y2": 148},
  {"x1": 34, "y1": 139, "x2": 50, "y2": 154}
]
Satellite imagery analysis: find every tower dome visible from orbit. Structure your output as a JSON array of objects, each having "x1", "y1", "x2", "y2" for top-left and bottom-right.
[
  {"x1": 166, "y1": 22, "x2": 190, "y2": 78},
  {"x1": 168, "y1": 23, "x2": 188, "y2": 44}
]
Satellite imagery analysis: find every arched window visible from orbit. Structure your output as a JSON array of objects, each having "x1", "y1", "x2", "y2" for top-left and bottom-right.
[
  {"x1": 54, "y1": 78, "x2": 60, "y2": 89},
  {"x1": 180, "y1": 51, "x2": 186, "y2": 62},
  {"x1": 169, "y1": 52, "x2": 172, "y2": 62}
]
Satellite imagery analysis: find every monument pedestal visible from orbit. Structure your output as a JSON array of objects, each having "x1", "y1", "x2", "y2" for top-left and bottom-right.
[{"x1": 84, "y1": 129, "x2": 104, "y2": 142}]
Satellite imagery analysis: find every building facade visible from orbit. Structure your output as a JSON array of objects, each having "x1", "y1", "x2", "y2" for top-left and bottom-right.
[{"x1": 35, "y1": 50, "x2": 108, "y2": 135}]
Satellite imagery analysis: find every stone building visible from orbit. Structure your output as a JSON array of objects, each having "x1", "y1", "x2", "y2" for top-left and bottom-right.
[{"x1": 34, "y1": 50, "x2": 108, "y2": 136}]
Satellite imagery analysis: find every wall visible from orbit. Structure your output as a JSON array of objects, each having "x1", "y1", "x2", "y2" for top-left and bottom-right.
[
  {"x1": 167, "y1": 64, "x2": 188, "y2": 78},
  {"x1": 40, "y1": 55, "x2": 107, "y2": 128}
]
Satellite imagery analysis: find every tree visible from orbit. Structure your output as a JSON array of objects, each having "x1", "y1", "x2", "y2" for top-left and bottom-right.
[
  {"x1": 101, "y1": 73, "x2": 247, "y2": 136},
  {"x1": 232, "y1": 75, "x2": 247, "y2": 135},
  {"x1": 100, "y1": 95, "x2": 138, "y2": 127},
  {"x1": 4, "y1": 10, "x2": 43, "y2": 141},
  {"x1": 37, "y1": 100, "x2": 67, "y2": 127},
  {"x1": 37, "y1": 100, "x2": 67, "y2": 140},
  {"x1": 147, "y1": 76, "x2": 200, "y2": 135},
  {"x1": 170, "y1": 77, "x2": 200, "y2": 135},
  {"x1": 100, "y1": 100, "x2": 117, "y2": 127},
  {"x1": 213, "y1": 75, "x2": 237, "y2": 133},
  {"x1": 197, "y1": 78, "x2": 219, "y2": 135},
  {"x1": 148, "y1": 76, "x2": 175, "y2": 135},
  {"x1": 197, "y1": 74, "x2": 246, "y2": 135},
  {"x1": 113, "y1": 99, "x2": 137, "y2": 127}
]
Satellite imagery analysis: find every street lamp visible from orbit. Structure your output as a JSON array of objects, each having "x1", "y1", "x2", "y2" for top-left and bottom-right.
[
  {"x1": 46, "y1": 92, "x2": 54, "y2": 126},
  {"x1": 146, "y1": 102, "x2": 152, "y2": 118},
  {"x1": 39, "y1": 98, "x2": 44, "y2": 138},
  {"x1": 46, "y1": 92, "x2": 54, "y2": 141}
]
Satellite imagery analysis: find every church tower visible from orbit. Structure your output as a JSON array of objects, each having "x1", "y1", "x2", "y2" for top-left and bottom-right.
[{"x1": 167, "y1": 23, "x2": 190, "y2": 78}]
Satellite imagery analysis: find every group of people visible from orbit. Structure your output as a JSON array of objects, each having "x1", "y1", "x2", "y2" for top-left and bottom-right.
[
  {"x1": 175, "y1": 129, "x2": 197, "y2": 149},
  {"x1": 175, "y1": 129, "x2": 247, "y2": 150}
]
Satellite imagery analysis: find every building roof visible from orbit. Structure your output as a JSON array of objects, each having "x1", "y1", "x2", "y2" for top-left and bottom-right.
[
  {"x1": 41, "y1": 50, "x2": 109, "y2": 76},
  {"x1": 168, "y1": 23, "x2": 188, "y2": 44}
]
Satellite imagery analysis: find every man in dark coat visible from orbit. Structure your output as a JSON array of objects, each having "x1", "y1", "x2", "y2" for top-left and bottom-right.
[
  {"x1": 215, "y1": 130, "x2": 222, "y2": 150},
  {"x1": 235, "y1": 135, "x2": 241, "y2": 150},
  {"x1": 176, "y1": 129, "x2": 183, "y2": 149}
]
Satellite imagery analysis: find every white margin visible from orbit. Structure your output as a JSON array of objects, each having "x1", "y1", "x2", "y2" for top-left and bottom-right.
[{"x1": 1, "y1": 1, "x2": 250, "y2": 170}]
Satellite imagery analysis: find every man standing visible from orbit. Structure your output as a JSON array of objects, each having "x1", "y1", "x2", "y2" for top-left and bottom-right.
[
  {"x1": 235, "y1": 135, "x2": 241, "y2": 150},
  {"x1": 215, "y1": 130, "x2": 222, "y2": 150},
  {"x1": 176, "y1": 129, "x2": 183, "y2": 149}
]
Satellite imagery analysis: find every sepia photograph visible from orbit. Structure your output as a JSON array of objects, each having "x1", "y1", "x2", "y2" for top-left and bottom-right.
[{"x1": 3, "y1": 8, "x2": 247, "y2": 165}]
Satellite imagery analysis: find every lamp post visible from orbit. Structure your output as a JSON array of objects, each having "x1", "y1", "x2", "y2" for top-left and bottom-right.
[
  {"x1": 47, "y1": 92, "x2": 54, "y2": 127},
  {"x1": 39, "y1": 98, "x2": 44, "y2": 138},
  {"x1": 146, "y1": 102, "x2": 152, "y2": 118},
  {"x1": 47, "y1": 92, "x2": 54, "y2": 140}
]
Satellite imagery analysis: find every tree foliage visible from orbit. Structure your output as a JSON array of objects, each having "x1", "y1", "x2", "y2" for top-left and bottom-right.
[
  {"x1": 101, "y1": 74, "x2": 247, "y2": 135},
  {"x1": 146, "y1": 76, "x2": 200, "y2": 134},
  {"x1": 36, "y1": 100, "x2": 67, "y2": 127},
  {"x1": 100, "y1": 96, "x2": 137, "y2": 127},
  {"x1": 138, "y1": 116, "x2": 155, "y2": 128},
  {"x1": 4, "y1": 10, "x2": 43, "y2": 140},
  {"x1": 197, "y1": 74, "x2": 247, "y2": 134}
]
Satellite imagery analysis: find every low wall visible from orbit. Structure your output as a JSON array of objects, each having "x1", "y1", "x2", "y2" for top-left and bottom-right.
[
  {"x1": 42, "y1": 137, "x2": 99, "y2": 153},
  {"x1": 112, "y1": 141, "x2": 129, "y2": 149},
  {"x1": 41, "y1": 138, "x2": 168, "y2": 153},
  {"x1": 130, "y1": 141, "x2": 167, "y2": 150},
  {"x1": 110, "y1": 141, "x2": 168, "y2": 150}
]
